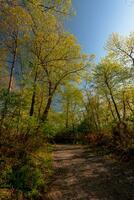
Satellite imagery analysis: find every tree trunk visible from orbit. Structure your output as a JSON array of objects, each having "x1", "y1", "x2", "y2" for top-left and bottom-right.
[
  {"x1": 122, "y1": 91, "x2": 126, "y2": 120},
  {"x1": 29, "y1": 68, "x2": 38, "y2": 116},
  {"x1": 38, "y1": 90, "x2": 44, "y2": 120},
  {"x1": 110, "y1": 90, "x2": 121, "y2": 122},
  {"x1": 8, "y1": 36, "x2": 17, "y2": 92},
  {"x1": 105, "y1": 79, "x2": 121, "y2": 122},
  {"x1": 105, "y1": 93, "x2": 116, "y2": 120},
  {"x1": 29, "y1": 90, "x2": 36, "y2": 116},
  {"x1": 65, "y1": 100, "x2": 69, "y2": 129},
  {"x1": 41, "y1": 96, "x2": 52, "y2": 122}
]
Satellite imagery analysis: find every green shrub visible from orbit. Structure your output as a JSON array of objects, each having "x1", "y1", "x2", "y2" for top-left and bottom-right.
[{"x1": 7, "y1": 157, "x2": 45, "y2": 199}]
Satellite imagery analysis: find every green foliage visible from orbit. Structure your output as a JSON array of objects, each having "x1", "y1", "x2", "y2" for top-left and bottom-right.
[
  {"x1": 0, "y1": 1, "x2": 80, "y2": 198},
  {"x1": 77, "y1": 120, "x2": 90, "y2": 133},
  {"x1": 7, "y1": 161, "x2": 44, "y2": 198},
  {"x1": 42, "y1": 121, "x2": 58, "y2": 138},
  {"x1": 0, "y1": 1, "x2": 134, "y2": 199}
]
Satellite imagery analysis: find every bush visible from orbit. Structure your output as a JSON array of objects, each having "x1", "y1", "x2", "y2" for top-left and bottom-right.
[
  {"x1": 7, "y1": 158, "x2": 45, "y2": 199},
  {"x1": 84, "y1": 132, "x2": 111, "y2": 147},
  {"x1": 0, "y1": 129, "x2": 52, "y2": 200}
]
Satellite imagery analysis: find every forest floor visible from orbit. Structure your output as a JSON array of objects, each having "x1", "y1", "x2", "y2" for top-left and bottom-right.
[{"x1": 45, "y1": 144, "x2": 134, "y2": 200}]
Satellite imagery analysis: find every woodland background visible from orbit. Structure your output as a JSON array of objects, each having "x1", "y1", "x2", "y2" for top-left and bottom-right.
[{"x1": 0, "y1": 0, "x2": 134, "y2": 199}]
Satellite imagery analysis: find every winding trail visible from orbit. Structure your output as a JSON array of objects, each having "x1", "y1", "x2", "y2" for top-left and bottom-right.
[{"x1": 45, "y1": 145, "x2": 134, "y2": 200}]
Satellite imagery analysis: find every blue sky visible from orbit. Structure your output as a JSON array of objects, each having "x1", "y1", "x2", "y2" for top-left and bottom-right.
[{"x1": 66, "y1": 0, "x2": 134, "y2": 62}]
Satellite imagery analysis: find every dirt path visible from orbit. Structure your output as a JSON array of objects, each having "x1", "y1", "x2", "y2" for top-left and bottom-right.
[{"x1": 45, "y1": 145, "x2": 134, "y2": 200}]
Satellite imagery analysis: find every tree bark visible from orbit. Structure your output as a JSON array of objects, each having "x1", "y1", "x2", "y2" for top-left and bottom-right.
[
  {"x1": 8, "y1": 34, "x2": 18, "y2": 92},
  {"x1": 105, "y1": 93, "x2": 116, "y2": 120},
  {"x1": 122, "y1": 91, "x2": 126, "y2": 120},
  {"x1": 65, "y1": 100, "x2": 69, "y2": 129},
  {"x1": 29, "y1": 68, "x2": 38, "y2": 116},
  {"x1": 41, "y1": 95, "x2": 52, "y2": 122},
  {"x1": 105, "y1": 79, "x2": 121, "y2": 122}
]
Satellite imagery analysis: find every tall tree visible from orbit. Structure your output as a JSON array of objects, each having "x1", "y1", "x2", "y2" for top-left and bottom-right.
[{"x1": 94, "y1": 58, "x2": 127, "y2": 122}]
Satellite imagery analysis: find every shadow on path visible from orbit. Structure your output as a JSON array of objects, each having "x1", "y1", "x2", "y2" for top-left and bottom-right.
[{"x1": 45, "y1": 145, "x2": 134, "y2": 200}]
